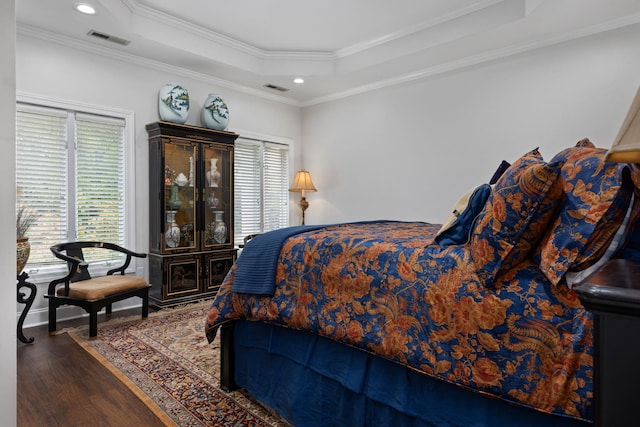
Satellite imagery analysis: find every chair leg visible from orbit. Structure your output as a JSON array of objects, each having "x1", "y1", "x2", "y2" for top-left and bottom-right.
[
  {"x1": 106, "y1": 303, "x2": 112, "y2": 317},
  {"x1": 89, "y1": 310, "x2": 98, "y2": 338},
  {"x1": 48, "y1": 299, "x2": 57, "y2": 334},
  {"x1": 142, "y1": 291, "x2": 149, "y2": 318}
]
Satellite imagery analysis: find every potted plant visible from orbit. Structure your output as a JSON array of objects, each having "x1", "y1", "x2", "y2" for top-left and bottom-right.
[{"x1": 16, "y1": 204, "x2": 37, "y2": 274}]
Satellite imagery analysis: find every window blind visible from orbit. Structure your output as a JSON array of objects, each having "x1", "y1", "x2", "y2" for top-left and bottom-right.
[
  {"x1": 263, "y1": 142, "x2": 290, "y2": 231},
  {"x1": 16, "y1": 107, "x2": 69, "y2": 266},
  {"x1": 16, "y1": 104, "x2": 126, "y2": 267},
  {"x1": 75, "y1": 113, "x2": 125, "y2": 244},
  {"x1": 234, "y1": 138, "x2": 290, "y2": 247}
]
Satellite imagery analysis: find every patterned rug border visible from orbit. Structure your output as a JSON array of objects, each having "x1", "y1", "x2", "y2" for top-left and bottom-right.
[{"x1": 66, "y1": 301, "x2": 287, "y2": 426}]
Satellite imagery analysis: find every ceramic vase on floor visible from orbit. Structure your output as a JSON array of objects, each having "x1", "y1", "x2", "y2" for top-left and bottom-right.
[
  {"x1": 201, "y1": 94, "x2": 229, "y2": 130},
  {"x1": 159, "y1": 83, "x2": 190, "y2": 124}
]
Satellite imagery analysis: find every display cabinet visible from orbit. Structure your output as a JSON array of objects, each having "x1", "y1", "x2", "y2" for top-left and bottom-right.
[{"x1": 146, "y1": 121, "x2": 238, "y2": 307}]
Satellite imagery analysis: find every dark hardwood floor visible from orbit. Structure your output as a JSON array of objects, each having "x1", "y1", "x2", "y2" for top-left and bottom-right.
[{"x1": 17, "y1": 309, "x2": 168, "y2": 427}]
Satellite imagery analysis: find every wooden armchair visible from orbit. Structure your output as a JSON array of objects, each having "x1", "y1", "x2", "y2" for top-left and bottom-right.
[{"x1": 45, "y1": 241, "x2": 151, "y2": 337}]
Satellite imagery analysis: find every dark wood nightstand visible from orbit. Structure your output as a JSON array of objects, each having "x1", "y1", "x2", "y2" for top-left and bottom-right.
[{"x1": 574, "y1": 258, "x2": 640, "y2": 427}]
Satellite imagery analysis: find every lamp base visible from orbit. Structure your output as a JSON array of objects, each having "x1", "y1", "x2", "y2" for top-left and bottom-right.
[{"x1": 299, "y1": 197, "x2": 309, "y2": 225}]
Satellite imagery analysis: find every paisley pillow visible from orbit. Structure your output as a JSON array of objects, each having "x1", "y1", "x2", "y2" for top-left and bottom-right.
[
  {"x1": 471, "y1": 148, "x2": 561, "y2": 286},
  {"x1": 535, "y1": 140, "x2": 634, "y2": 285}
]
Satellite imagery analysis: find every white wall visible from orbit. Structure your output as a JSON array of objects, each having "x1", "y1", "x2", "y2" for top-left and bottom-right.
[
  {"x1": 2, "y1": 1, "x2": 17, "y2": 425},
  {"x1": 15, "y1": 20, "x2": 640, "y2": 324},
  {"x1": 16, "y1": 34, "x2": 302, "y2": 323},
  {"x1": 302, "y1": 24, "x2": 640, "y2": 225}
]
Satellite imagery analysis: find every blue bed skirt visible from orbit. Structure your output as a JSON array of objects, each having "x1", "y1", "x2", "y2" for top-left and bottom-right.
[{"x1": 232, "y1": 320, "x2": 591, "y2": 427}]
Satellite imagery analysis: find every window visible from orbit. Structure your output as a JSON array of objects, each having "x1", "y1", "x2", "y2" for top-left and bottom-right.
[
  {"x1": 234, "y1": 137, "x2": 290, "y2": 247},
  {"x1": 16, "y1": 98, "x2": 134, "y2": 277}
]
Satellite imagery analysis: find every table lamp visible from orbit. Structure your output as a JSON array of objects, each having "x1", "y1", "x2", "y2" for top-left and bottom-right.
[
  {"x1": 289, "y1": 170, "x2": 317, "y2": 225},
  {"x1": 606, "y1": 85, "x2": 640, "y2": 162}
]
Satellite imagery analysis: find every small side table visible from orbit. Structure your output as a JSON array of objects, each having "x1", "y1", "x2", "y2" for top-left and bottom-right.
[
  {"x1": 17, "y1": 272, "x2": 36, "y2": 344},
  {"x1": 574, "y1": 259, "x2": 640, "y2": 427}
]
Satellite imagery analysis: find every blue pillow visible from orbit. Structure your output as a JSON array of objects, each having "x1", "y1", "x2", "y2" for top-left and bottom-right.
[
  {"x1": 436, "y1": 183, "x2": 492, "y2": 246},
  {"x1": 489, "y1": 160, "x2": 511, "y2": 185}
]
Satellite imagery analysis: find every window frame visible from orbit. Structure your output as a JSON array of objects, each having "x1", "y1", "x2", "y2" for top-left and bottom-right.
[
  {"x1": 16, "y1": 93, "x2": 138, "y2": 283},
  {"x1": 233, "y1": 129, "x2": 295, "y2": 247}
]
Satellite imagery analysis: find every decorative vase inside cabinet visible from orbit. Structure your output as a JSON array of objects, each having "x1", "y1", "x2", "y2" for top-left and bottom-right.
[
  {"x1": 165, "y1": 210, "x2": 181, "y2": 248},
  {"x1": 168, "y1": 183, "x2": 182, "y2": 210},
  {"x1": 213, "y1": 211, "x2": 227, "y2": 244},
  {"x1": 158, "y1": 83, "x2": 189, "y2": 124},
  {"x1": 207, "y1": 158, "x2": 221, "y2": 187},
  {"x1": 201, "y1": 94, "x2": 229, "y2": 130},
  {"x1": 207, "y1": 190, "x2": 220, "y2": 209}
]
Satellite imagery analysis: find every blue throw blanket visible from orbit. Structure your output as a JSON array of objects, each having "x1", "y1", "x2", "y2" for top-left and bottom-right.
[{"x1": 233, "y1": 225, "x2": 328, "y2": 295}]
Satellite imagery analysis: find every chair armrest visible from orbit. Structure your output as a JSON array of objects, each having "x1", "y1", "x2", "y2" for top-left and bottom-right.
[
  {"x1": 101, "y1": 243, "x2": 147, "y2": 275},
  {"x1": 47, "y1": 255, "x2": 87, "y2": 296},
  {"x1": 49, "y1": 242, "x2": 147, "y2": 292},
  {"x1": 50, "y1": 244, "x2": 88, "y2": 266},
  {"x1": 99, "y1": 242, "x2": 147, "y2": 259}
]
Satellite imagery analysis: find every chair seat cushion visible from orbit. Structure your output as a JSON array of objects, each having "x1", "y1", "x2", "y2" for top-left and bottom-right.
[{"x1": 57, "y1": 275, "x2": 148, "y2": 301}]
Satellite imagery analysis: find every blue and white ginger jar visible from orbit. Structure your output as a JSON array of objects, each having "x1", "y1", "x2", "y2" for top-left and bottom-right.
[
  {"x1": 158, "y1": 83, "x2": 189, "y2": 124},
  {"x1": 201, "y1": 94, "x2": 229, "y2": 130}
]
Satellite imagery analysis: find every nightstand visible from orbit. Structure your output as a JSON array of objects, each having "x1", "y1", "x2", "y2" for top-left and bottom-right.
[{"x1": 574, "y1": 258, "x2": 640, "y2": 427}]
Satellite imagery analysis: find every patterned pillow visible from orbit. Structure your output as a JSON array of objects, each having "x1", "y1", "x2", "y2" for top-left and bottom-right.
[
  {"x1": 535, "y1": 140, "x2": 634, "y2": 284},
  {"x1": 470, "y1": 148, "x2": 561, "y2": 286}
]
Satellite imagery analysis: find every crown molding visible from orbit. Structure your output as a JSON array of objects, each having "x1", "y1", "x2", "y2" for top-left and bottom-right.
[
  {"x1": 302, "y1": 13, "x2": 640, "y2": 106},
  {"x1": 16, "y1": 8, "x2": 640, "y2": 108},
  {"x1": 117, "y1": 0, "x2": 529, "y2": 80},
  {"x1": 124, "y1": 0, "x2": 335, "y2": 62},
  {"x1": 335, "y1": 0, "x2": 506, "y2": 59},
  {"x1": 17, "y1": 25, "x2": 301, "y2": 107}
]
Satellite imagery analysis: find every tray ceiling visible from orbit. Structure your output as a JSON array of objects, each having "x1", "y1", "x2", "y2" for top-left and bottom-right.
[{"x1": 16, "y1": 0, "x2": 640, "y2": 105}]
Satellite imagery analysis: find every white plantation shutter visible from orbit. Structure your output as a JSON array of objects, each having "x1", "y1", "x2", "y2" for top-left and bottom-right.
[
  {"x1": 234, "y1": 138, "x2": 290, "y2": 247},
  {"x1": 16, "y1": 103, "x2": 127, "y2": 268}
]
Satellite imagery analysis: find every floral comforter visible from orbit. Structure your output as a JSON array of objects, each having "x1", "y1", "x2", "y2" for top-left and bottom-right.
[{"x1": 205, "y1": 221, "x2": 593, "y2": 421}]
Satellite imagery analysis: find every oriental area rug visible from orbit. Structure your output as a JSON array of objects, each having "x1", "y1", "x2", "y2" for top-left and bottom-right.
[{"x1": 67, "y1": 302, "x2": 289, "y2": 427}]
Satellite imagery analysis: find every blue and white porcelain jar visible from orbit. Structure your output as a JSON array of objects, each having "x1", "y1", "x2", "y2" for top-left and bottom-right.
[
  {"x1": 158, "y1": 83, "x2": 189, "y2": 124},
  {"x1": 201, "y1": 94, "x2": 229, "y2": 130}
]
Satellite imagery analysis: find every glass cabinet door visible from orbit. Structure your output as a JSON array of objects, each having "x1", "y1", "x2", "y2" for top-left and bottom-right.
[
  {"x1": 203, "y1": 143, "x2": 232, "y2": 249},
  {"x1": 163, "y1": 141, "x2": 198, "y2": 251}
]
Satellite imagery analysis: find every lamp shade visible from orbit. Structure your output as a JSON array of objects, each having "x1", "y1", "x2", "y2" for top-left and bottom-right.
[
  {"x1": 606, "y1": 85, "x2": 640, "y2": 163},
  {"x1": 289, "y1": 170, "x2": 317, "y2": 193}
]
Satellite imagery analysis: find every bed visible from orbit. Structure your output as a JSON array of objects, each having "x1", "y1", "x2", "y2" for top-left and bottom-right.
[{"x1": 205, "y1": 139, "x2": 640, "y2": 426}]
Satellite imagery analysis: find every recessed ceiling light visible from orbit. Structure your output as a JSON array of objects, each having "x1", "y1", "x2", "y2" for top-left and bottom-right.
[
  {"x1": 293, "y1": 78, "x2": 304, "y2": 84},
  {"x1": 74, "y1": 3, "x2": 96, "y2": 15}
]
